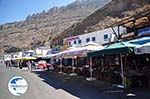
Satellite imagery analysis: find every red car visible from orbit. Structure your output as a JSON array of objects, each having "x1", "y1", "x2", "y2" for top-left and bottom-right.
[{"x1": 37, "y1": 60, "x2": 48, "y2": 69}]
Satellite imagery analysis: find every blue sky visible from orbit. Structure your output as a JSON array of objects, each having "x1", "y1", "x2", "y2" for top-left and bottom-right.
[{"x1": 0, "y1": 0, "x2": 74, "y2": 25}]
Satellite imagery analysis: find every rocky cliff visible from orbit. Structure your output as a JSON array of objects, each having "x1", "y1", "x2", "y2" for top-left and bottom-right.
[
  {"x1": 0, "y1": 0, "x2": 111, "y2": 53},
  {"x1": 51, "y1": 0, "x2": 150, "y2": 46}
]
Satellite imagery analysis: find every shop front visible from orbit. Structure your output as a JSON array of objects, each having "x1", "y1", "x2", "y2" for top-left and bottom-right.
[{"x1": 88, "y1": 41, "x2": 140, "y2": 88}]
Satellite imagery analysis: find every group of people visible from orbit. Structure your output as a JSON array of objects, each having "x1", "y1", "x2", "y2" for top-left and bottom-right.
[
  {"x1": 4, "y1": 60, "x2": 12, "y2": 68},
  {"x1": 19, "y1": 60, "x2": 36, "y2": 71},
  {"x1": 4, "y1": 60, "x2": 37, "y2": 71}
]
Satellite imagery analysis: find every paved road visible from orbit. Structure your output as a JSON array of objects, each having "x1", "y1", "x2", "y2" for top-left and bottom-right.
[
  {"x1": 1, "y1": 63, "x2": 150, "y2": 99},
  {"x1": 0, "y1": 63, "x2": 79, "y2": 99}
]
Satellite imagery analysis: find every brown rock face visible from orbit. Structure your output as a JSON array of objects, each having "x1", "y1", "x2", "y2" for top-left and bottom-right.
[
  {"x1": 51, "y1": 0, "x2": 150, "y2": 46},
  {"x1": 0, "y1": 0, "x2": 111, "y2": 53}
]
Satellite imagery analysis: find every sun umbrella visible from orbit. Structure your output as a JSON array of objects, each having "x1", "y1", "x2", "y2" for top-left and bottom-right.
[{"x1": 16, "y1": 56, "x2": 36, "y2": 60}]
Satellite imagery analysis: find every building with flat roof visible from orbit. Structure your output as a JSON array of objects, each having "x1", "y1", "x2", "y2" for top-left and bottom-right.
[{"x1": 63, "y1": 26, "x2": 126, "y2": 47}]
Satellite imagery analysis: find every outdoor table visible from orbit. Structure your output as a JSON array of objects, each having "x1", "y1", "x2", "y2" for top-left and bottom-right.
[
  {"x1": 74, "y1": 67, "x2": 83, "y2": 76},
  {"x1": 65, "y1": 66, "x2": 73, "y2": 73}
]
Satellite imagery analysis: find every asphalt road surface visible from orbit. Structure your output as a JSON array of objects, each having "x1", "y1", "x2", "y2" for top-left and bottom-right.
[
  {"x1": 1, "y1": 63, "x2": 150, "y2": 99},
  {"x1": 0, "y1": 63, "x2": 79, "y2": 99}
]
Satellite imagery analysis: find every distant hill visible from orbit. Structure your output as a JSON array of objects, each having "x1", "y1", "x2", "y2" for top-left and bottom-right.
[
  {"x1": 51, "y1": 0, "x2": 150, "y2": 46},
  {"x1": 0, "y1": 0, "x2": 111, "y2": 53}
]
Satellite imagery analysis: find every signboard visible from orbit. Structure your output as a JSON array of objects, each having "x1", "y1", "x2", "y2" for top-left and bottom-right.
[
  {"x1": 134, "y1": 47, "x2": 144, "y2": 54},
  {"x1": 138, "y1": 27, "x2": 150, "y2": 36},
  {"x1": 135, "y1": 43, "x2": 150, "y2": 54}
]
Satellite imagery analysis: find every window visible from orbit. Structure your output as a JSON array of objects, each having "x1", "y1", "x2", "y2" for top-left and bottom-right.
[
  {"x1": 86, "y1": 38, "x2": 90, "y2": 42},
  {"x1": 68, "y1": 42, "x2": 71, "y2": 45},
  {"x1": 92, "y1": 37, "x2": 96, "y2": 41},
  {"x1": 74, "y1": 40, "x2": 76, "y2": 44},
  {"x1": 104, "y1": 34, "x2": 108, "y2": 41},
  {"x1": 78, "y1": 40, "x2": 81, "y2": 44}
]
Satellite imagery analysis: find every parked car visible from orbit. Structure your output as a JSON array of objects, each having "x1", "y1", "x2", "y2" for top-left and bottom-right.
[{"x1": 37, "y1": 60, "x2": 48, "y2": 69}]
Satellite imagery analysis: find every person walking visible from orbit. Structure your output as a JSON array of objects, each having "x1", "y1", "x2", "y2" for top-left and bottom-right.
[
  {"x1": 27, "y1": 61, "x2": 32, "y2": 71},
  {"x1": 19, "y1": 60, "x2": 23, "y2": 69},
  {"x1": 31, "y1": 61, "x2": 36, "y2": 70},
  {"x1": 5, "y1": 61, "x2": 8, "y2": 68},
  {"x1": 7, "y1": 60, "x2": 12, "y2": 68}
]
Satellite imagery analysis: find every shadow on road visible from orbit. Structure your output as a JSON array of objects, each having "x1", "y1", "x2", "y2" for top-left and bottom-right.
[
  {"x1": 33, "y1": 70, "x2": 150, "y2": 99},
  {"x1": 33, "y1": 70, "x2": 113, "y2": 99}
]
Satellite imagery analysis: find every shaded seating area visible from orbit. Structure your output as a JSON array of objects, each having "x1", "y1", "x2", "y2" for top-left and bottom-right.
[
  {"x1": 42, "y1": 38, "x2": 150, "y2": 88},
  {"x1": 88, "y1": 41, "x2": 150, "y2": 88},
  {"x1": 88, "y1": 41, "x2": 137, "y2": 87}
]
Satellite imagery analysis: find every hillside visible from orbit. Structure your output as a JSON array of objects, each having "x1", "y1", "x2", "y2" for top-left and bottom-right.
[
  {"x1": 0, "y1": 0, "x2": 111, "y2": 53},
  {"x1": 51, "y1": 0, "x2": 150, "y2": 46}
]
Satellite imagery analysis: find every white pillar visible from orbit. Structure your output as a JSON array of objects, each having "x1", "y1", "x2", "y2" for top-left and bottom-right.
[
  {"x1": 70, "y1": 57, "x2": 77, "y2": 76},
  {"x1": 120, "y1": 54, "x2": 125, "y2": 86},
  {"x1": 86, "y1": 57, "x2": 96, "y2": 81}
]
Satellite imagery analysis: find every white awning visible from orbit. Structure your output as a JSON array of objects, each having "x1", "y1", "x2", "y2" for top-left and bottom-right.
[{"x1": 63, "y1": 42, "x2": 104, "y2": 58}]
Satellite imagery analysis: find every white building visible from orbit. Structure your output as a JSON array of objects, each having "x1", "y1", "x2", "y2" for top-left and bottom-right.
[
  {"x1": 35, "y1": 47, "x2": 49, "y2": 57},
  {"x1": 63, "y1": 27, "x2": 126, "y2": 47},
  {"x1": 4, "y1": 54, "x2": 12, "y2": 61},
  {"x1": 23, "y1": 50, "x2": 36, "y2": 57}
]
